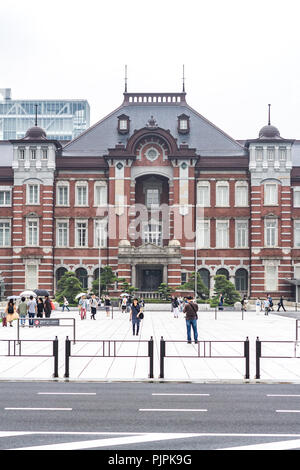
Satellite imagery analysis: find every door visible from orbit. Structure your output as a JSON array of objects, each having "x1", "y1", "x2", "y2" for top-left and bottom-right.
[{"x1": 142, "y1": 269, "x2": 162, "y2": 291}]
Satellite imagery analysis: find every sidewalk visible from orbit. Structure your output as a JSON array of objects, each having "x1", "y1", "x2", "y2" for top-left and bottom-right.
[{"x1": 0, "y1": 307, "x2": 300, "y2": 382}]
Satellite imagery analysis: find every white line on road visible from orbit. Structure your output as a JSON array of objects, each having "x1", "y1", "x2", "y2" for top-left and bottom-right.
[
  {"x1": 4, "y1": 408, "x2": 72, "y2": 411},
  {"x1": 37, "y1": 393, "x2": 96, "y2": 395},
  {"x1": 276, "y1": 410, "x2": 300, "y2": 413},
  {"x1": 152, "y1": 393, "x2": 210, "y2": 396},
  {"x1": 267, "y1": 395, "x2": 300, "y2": 397},
  {"x1": 139, "y1": 408, "x2": 207, "y2": 412},
  {"x1": 219, "y1": 439, "x2": 300, "y2": 450}
]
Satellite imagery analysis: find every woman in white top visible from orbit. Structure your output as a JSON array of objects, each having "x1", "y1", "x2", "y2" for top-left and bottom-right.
[{"x1": 255, "y1": 298, "x2": 261, "y2": 314}]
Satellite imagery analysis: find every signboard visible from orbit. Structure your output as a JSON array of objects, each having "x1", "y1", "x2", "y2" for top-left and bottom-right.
[{"x1": 34, "y1": 318, "x2": 60, "y2": 327}]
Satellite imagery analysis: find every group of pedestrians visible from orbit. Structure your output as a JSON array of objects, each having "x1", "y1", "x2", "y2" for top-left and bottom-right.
[
  {"x1": 2, "y1": 295, "x2": 53, "y2": 327},
  {"x1": 77, "y1": 294, "x2": 112, "y2": 320},
  {"x1": 255, "y1": 295, "x2": 286, "y2": 315}
]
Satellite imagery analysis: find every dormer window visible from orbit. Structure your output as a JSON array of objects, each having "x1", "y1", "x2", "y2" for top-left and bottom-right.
[
  {"x1": 117, "y1": 114, "x2": 130, "y2": 134},
  {"x1": 178, "y1": 114, "x2": 190, "y2": 134}
]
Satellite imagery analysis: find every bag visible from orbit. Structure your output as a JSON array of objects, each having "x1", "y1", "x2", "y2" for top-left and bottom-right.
[
  {"x1": 138, "y1": 312, "x2": 144, "y2": 320},
  {"x1": 12, "y1": 312, "x2": 19, "y2": 320},
  {"x1": 50, "y1": 301, "x2": 55, "y2": 310},
  {"x1": 2, "y1": 317, "x2": 7, "y2": 327}
]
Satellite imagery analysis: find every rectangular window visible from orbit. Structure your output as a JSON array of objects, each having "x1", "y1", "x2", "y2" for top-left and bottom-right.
[
  {"x1": 119, "y1": 120, "x2": 128, "y2": 130},
  {"x1": 235, "y1": 185, "x2": 248, "y2": 206},
  {"x1": 143, "y1": 222, "x2": 162, "y2": 246},
  {"x1": 294, "y1": 221, "x2": 300, "y2": 248},
  {"x1": 94, "y1": 219, "x2": 107, "y2": 247},
  {"x1": 57, "y1": 185, "x2": 69, "y2": 206},
  {"x1": 0, "y1": 222, "x2": 10, "y2": 247},
  {"x1": 27, "y1": 184, "x2": 39, "y2": 205},
  {"x1": 179, "y1": 119, "x2": 188, "y2": 130},
  {"x1": 0, "y1": 190, "x2": 11, "y2": 206},
  {"x1": 94, "y1": 185, "x2": 107, "y2": 207},
  {"x1": 294, "y1": 188, "x2": 300, "y2": 207},
  {"x1": 265, "y1": 219, "x2": 277, "y2": 247},
  {"x1": 27, "y1": 220, "x2": 38, "y2": 246},
  {"x1": 18, "y1": 148, "x2": 25, "y2": 160},
  {"x1": 197, "y1": 220, "x2": 210, "y2": 248},
  {"x1": 197, "y1": 183, "x2": 210, "y2": 207},
  {"x1": 76, "y1": 221, "x2": 88, "y2": 247},
  {"x1": 41, "y1": 148, "x2": 48, "y2": 159},
  {"x1": 146, "y1": 189, "x2": 160, "y2": 207},
  {"x1": 30, "y1": 148, "x2": 37, "y2": 160},
  {"x1": 279, "y1": 147, "x2": 287, "y2": 161},
  {"x1": 264, "y1": 183, "x2": 277, "y2": 205},
  {"x1": 265, "y1": 265, "x2": 277, "y2": 292},
  {"x1": 57, "y1": 222, "x2": 68, "y2": 247},
  {"x1": 267, "y1": 146, "x2": 275, "y2": 161},
  {"x1": 255, "y1": 147, "x2": 263, "y2": 161},
  {"x1": 216, "y1": 220, "x2": 229, "y2": 248},
  {"x1": 76, "y1": 185, "x2": 88, "y2": 206},
  {"x1": 235, "y1": 220, "x2": 248, "y2": 248},
  {"x1": 216, "y1": 183, "x2": 229, "y2": 206}
]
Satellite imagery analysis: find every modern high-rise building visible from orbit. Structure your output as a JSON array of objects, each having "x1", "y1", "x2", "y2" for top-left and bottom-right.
[{"x1": 0, "y1": 89, "x2": 90, "y2": 141}]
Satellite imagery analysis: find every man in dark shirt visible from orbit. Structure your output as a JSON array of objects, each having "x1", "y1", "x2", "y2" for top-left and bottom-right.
[{"x1": 183, "y1": 296, "x2": 198, "y2": 344}]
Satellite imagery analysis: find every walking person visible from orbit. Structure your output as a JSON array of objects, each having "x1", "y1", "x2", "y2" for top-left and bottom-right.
[
  {"x1": 172, "y1": 296, "x2": 179, "y2": 318},
  {"x1": 121, "y1": 296, "x2": 127, "y2": 313},
  {"x1": 79, "y1": 295, "x2": 88, "y2": 320},
  {"x1": 5, "y1": 299, "x2": 17, "y2": 327},
  {"x1": 129, "y1": 298, "x2": 142, "y2": 336},
  {"x1": 37, "y1": 298, "x2": 44, "y2": 318},
  {"x1": 241, "y1": 294, "x2": 248, "y2": 313},
  {"x1": 90, "y1": 294, "x2": 98, "y2": 320},
  {"x1": 277, "y1": 295, "x2": 286, "y2": 312},
  {"x1": 44, "y1": 295, "x2": 52, "y2": 318},
  {"x1": 218, "y1": 293, "x2": 224, "y2": 311},
  {"x1": 17, "y1": 296, "x2": 27, "y2": 327},
  {"x1": 264, "y1": 297, "x2": 270, "y2": 316},
  {"x1": 62, "y1": 297, "x2": 70, "y2": 312},
  {"x1": 267, "y1": 294, "x2": 274, "y2": 311},
  {"x1": 183, "y1": 295, "x2": 199, "y2": 344},
  {"x1": 255, "y1": 298, "x2": 261, "y2": 315},
  {"x1": 104, "y1": 295, "x2": 111, "y2": 317},
  {"x1": 27, "y1": 295, "x2": 37, "y2": 327}
]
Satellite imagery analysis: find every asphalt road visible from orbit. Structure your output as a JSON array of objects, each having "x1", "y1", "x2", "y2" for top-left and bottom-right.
[{"x1": 1, "y1": 381, "x2": 300, "y2": 451}]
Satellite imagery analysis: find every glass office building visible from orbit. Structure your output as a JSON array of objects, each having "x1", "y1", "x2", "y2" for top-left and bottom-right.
[{"x1": 0, "y1": 89, "x2": 90, "y2": 141}]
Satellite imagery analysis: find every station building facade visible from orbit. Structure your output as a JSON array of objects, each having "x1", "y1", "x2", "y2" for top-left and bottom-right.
[{"x1": 1, "y1": 89, "x2": 300, "y2": 300}]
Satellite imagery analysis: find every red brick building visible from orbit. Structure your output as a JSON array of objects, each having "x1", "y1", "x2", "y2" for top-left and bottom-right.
[{"x1": 0, "y1": 90, "x2": 299, "y2": 300}]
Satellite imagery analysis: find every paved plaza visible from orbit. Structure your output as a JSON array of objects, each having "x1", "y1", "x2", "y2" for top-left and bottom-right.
[{"x1": 0, "y1": 305, "x2": 300, "y2": 382}]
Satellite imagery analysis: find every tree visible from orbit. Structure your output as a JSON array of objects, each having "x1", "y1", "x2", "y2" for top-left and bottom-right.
[
  {"x1": 158, "y1": 282, "x2": 174, "y2": 300},
  {"x1": 92, "y1": 266, "x2": 118, "y2": 296},
  {"x1": 55, "y1": 271, "x2": 83, "y2": 305},
  {"x1": 210, "y1": 274, "x2": 241, "y2": 306},
  {"x1": 179, "y1": 272, "x2": 209, "y2": 299},
  {"x1": 120, "y1": 280, "x2": 138, "y2": 295}
]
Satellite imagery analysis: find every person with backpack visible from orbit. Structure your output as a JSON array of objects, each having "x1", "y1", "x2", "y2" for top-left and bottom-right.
[
  {"x1": 172, "y1": 296, "x2": 180, "y2": 318},
  {"x1": 27, "y1": 295, "x2": 37, "y2": 327},
  {"x1": 5, "y1": 299, "x2": 16, "y2": 327},
  {"x1": 44, "y1": 295, "x2": 52, "y2": 318},
  {"x1": 183, "y1": 296, "x2": 199, "y2": 344}
]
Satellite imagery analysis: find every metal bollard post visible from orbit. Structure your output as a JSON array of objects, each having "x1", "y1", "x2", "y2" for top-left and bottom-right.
[
  {"x1": 255, "y1": 336, "x2": 261, "y2": 379},
  {"x1": 159, "y1": 336, "x2": 165, "y2": 379},
  {"x1": 53, "y1": 336, "x2": 59, "y2": 378},
  {"x1": 215, "y1": 306, "x2": 217, "y2": 320},
  {"x1": 148, "y1": 336, "x2": 154, "y2": 379},
  {"x1": 65, "y1": 336, "x2": 71, "y2": 378},
  {"x1": 244, "y1": 336, "x2": 249, "y2": 379}
]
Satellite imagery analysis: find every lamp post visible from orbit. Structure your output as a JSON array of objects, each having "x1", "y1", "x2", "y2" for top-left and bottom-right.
[{"x1": 98, "y1": 225, "x2": 101, "y2": 299}]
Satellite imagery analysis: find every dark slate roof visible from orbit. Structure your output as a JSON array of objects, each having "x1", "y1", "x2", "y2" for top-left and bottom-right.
[{"x1": 61, "y1": 93, "x2": 247, "y2": 158}]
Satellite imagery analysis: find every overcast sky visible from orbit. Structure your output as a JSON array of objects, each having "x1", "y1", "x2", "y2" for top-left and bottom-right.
[{"x1": 1, "y1": 0, "x2": 300, "y2": 140}]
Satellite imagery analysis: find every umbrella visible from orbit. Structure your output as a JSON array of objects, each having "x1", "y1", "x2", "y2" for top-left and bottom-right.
[
  {"x1": 7, "y1": 295, "x2": 20, "y2": 301},
  {"x1": 34, "y1": 289, "x2": 50, "y2": 296},
  {"x1": 75, "y1": 292, "x2": 87, "y2": 299},
  {"x1": 19, "y1": 290, "x2": 37, "y2": 297},
  {"x1": 120, "y1": 293, "x2": 129, "y2": 297}
]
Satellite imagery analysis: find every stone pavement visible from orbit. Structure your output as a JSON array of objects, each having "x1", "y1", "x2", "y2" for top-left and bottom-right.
[{"x1": 0, "y1": 306, "x2": 300, "y2": 382}]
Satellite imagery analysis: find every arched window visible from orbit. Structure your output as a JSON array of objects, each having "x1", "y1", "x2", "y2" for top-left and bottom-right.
[
  {"x1": 76, "y1": 268, "x2": 88, "y2": 290},
  {"x1": 198, "y1": 268, "x2": 210, "y2": 290},
  {"x1": 216, "y1": 268, "x2": 229, "y2": 280},
  {"x1": 56, "y1": 267, "x2": 67, "y2": 289},
  {"x1": 235, "y1": 268, "x2": 248, "y2": 292},
  {"x1": 93, "y1": 267, "x2": 104, "y2": 280}
]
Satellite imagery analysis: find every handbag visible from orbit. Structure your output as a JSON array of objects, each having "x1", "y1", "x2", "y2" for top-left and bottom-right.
[{"x1": 138, "y1": 312, "x2": 144, "y2": 320}]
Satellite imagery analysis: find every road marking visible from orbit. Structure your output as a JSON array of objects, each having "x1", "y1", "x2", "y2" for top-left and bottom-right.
[
  {"x1": 276, "y1": 410, "x2": 300, "y2": 413},
  {"x1": 219, "y1": 438, "x2": 300, "y2": 450},
  {"x1": 4, "y1": 408, "x2": 72, "y2": 411},
  {"x1": 267, "y1": 394, "x2": 300, "y2": 397},
  {"x1": 9, "y1": 432, "x2": 204, "y2": 451},
  {"x1": 152, "y1": 393, "x2": 210, "y2": 396},
  {"x1": 139, "y1": 408, "x2": 207, "y2": 412},
  {"x1": 37, "y1": 393, "x2": 96, "y2": 395}
]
